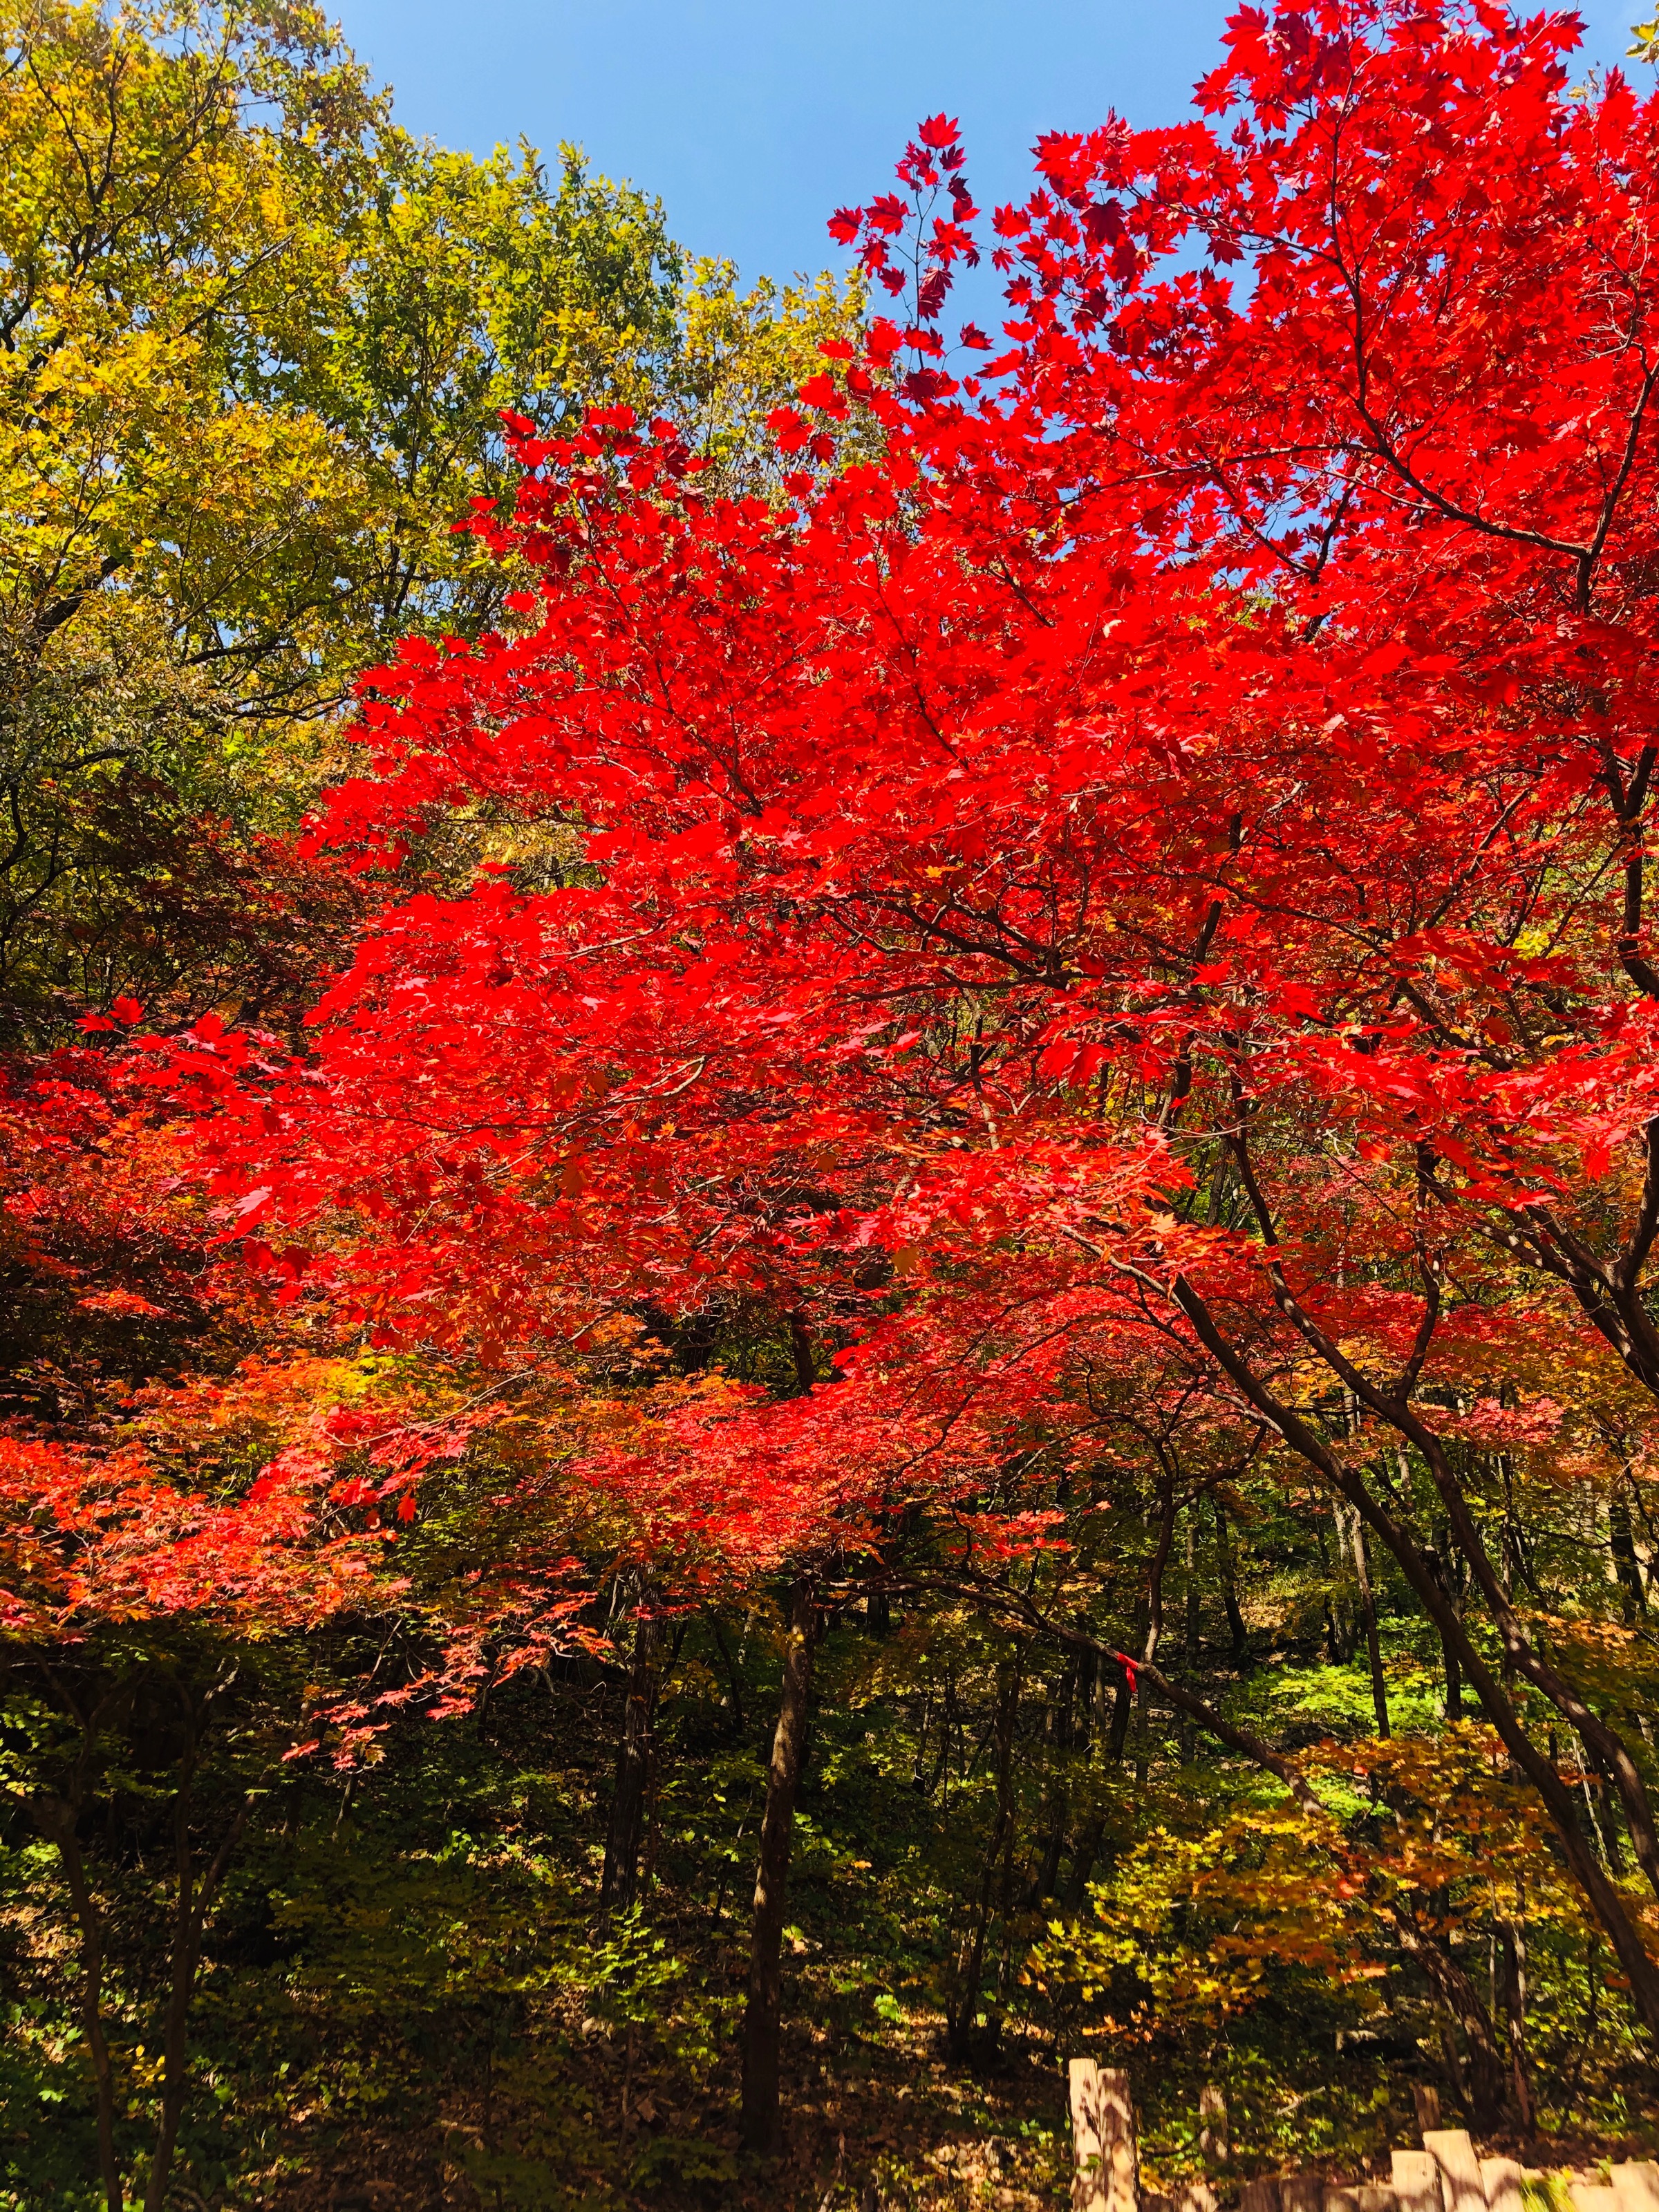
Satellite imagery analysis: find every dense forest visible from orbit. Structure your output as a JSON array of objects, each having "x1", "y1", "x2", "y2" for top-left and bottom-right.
[{"x1": 4, "y1": 2, "x2": 1659, "y2": 2208}]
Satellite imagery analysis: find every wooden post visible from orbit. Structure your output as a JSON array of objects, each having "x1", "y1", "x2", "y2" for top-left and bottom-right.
[
  {"x1": 1199, "y1": 2085, "x2": 1229, "y2": 2165},
  {"x1": 1423, "y1": 2130, "x2": 1487, "y2": 2212},
  {"x1": 1069, "y1": 2059, "x2": 1138, "y2": 2212},
  {"x1": 1613, "y1": 2170, "x2": 1659, "y2": 2212},
  {"x1": 1282, "y1": 2178, "x2": 1324, "y2": 2212},
  {"x1": 1412, "y1": 2086, "x2": 1443, "y2": 2138},
  {"x1": 1241, "y1": 2182, "x2": 1279, "y2": 2212},
  {"x1": 1392, "y1": 2150, "x2": 1445, "y2": 2212},
  {"x1": 1481, "y1": 2161, "x2": 1525, "y2": 2212}
]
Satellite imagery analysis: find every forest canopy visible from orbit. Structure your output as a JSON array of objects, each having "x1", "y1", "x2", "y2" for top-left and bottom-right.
[{"x1": 4, "y1": 3, "x2": 1659, "y2": 2210}]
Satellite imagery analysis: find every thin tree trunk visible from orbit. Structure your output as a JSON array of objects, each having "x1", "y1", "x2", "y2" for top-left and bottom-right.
[
  {"x1": 1025, "y1": 1801, "x2": 1067, "y2": 1906},
  {"x1": 1180, "y1": 1510, "x2": 1201, "y2": 1755},
  {"x1": 740, "y1": 1577, "x2": 816, "y2": 2157},
  {"x1": 1579, "y1": 1737, "x2": 1627, "y2": 1874},
  {"x1": 1105, "y1": 1613, "x2": 1138, "y2": 1761},
  {"x1": 38, "y1": 1804, "x2": 122, "y2": 2212},
  {"x1": 147, "y1": 1756, "x2": 202, "y2": 2212},
  {"x1": 1428, "y1": 1530, "x2": 1463, "y2": 1721},
  {"x1": 788, "y1": 1313, "x2": 815, "y2": 1391},
  {"x1": 1500, "y1": 1454, "x2": 1541, "y2": 1597},
  {"x1": 1076, "y1": 1644, "x2": 1097, "y2": 1747},
  {"x1": 1108, "y1": 1483, "x2": 1173, "y2": 1763},
  {"x1": 1317, "y1": 1516, "x2": 1353, "y2": 1661},
  {"x1": 995, "y1": 1801, "x2": 1018, "y2": 2004},
  {"x1": 1134, "y1": 1479, "x2": 1174, "y2": 1783},
  {"x1": 947, "y1": 1653, "x2": 1018, "y2": 2056},
  {"x1": 1212, "y1": 1492, "x2": 1249, "y2": 1668},
  {"x1": 708, "y1": 1613, "x2": 746, "y2": 1736},
  {"x1": 1027, "y1": 1653, "x2": 1075, "y2": 1898},
  {"x1": 601, "y1": 1590, "x2": 662, "y2": 1916},
  {"x1": 1501, "y1": 1916, "x2": 1535, "y2": 2137},
  {"x1": 1391, "y1": 1900, "x2": 1506, "y2": 2128},
  {"x1": 144, "y1": 1713, "x2": 254, "y2": 2212},
  {"x1": 1348, "y1": 1499, "x2": 1390, "y2": 1736},
  {"x1": 1062, "y1": 1811, "x2": 1107, "y2": 1909},
  {"x1": 1611, "y1": 1489, "x2": 1648, "y2": 1619}
]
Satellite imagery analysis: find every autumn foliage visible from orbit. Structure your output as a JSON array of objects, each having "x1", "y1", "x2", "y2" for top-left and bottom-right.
[{"x1": 11, "y1": 0, "x2": 1659, "y2": 2196}]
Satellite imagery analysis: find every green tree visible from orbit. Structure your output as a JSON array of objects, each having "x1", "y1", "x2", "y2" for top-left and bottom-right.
[{"x1": 0, "y1": 1, "x2": 693, "y2": 1040}]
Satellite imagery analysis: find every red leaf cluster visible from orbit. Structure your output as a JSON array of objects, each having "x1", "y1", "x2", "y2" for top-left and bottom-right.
[{"x1": 125, "y1": 0, "x2": 1659, "y2": 1591}]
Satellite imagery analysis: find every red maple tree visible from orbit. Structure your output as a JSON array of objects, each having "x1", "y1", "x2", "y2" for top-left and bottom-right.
[{"x1": 154, "y1": 0, "x2": 1659, "y2": 2128}]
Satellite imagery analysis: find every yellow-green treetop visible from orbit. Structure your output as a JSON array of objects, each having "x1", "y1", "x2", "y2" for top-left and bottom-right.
[{"x1": 0, "y1": 2, "x2": 863, "y2": 1036}]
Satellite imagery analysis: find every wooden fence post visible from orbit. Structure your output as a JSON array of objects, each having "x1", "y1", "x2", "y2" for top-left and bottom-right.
[
  {"x1": 1613, "y1": 2170, "x2": 1659, "y2": 2212},
  {"x1": 1199, "y1": 2085, "x2": 1230, "y2": 2165},
  {"x1": 1423, "y1": 2130, "x2": 1486, "y2": 2212},
  {"x1": 1481, "y1": 2158, "x2": 1525, "y2": 2212},
  {"x1": 1069, "y1": 2059, "x2": 1138, "y2": 2212},
  {"x1": 1392, "y1": 2149, "x2": 1443, "y2": 2212}
]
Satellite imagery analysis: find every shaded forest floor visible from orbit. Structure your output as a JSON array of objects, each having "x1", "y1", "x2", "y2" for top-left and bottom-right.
[
  {"x1": 6, "y1": 1608, "x2": 1656, "y2": 2209},
  {"x1": 269, "y1": 1996, "x2": 1071, "y2": 2210}
]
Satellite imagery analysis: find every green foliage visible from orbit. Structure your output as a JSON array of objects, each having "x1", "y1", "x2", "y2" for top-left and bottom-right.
[
  {"x1": 5, "y1": 1542, "x2": 1658, "y2": 2208},
  {"x1": 0, "y1": 1, "x2": 861, "y2": 1041}
]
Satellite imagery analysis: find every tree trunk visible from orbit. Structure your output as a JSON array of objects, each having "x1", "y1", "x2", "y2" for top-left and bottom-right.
[
  {"x1": 1025, "y1": 1651, "x2": 1076, "y2": 1898},
  {"x1": 143, "y1": 1738, "x2": 252, "y2": 2212},
  {"x1": 740, "y1": 1577, "x2": 816, "y2": 2156},
  {"x1": 1076, "y1": 1644, "x2": 1097, "y2": 1746},
  {"x1": 601, "y1": 1590, "x2": 662, "y2": 1916},
  {"x1": 1183, "y1": 1510, "x2": 1201, "y2": 1660},
  {"x1": 1500, "y1": 1917, "x2": 1535, "y2": 2137},
  {"x1": 1212, "y1": 1492, "x2": 1249, "y2": 1669},
  {"x1": 1106, "y1": 1506, "x2": 1165, "y2": 1763},
  {"x1": 708, "y1": 1612, "x2": 747, "y2": 1736},
  {"x1": 1500, "y1": 1454, "x2": 1541, "y2": 1597},
  {"x1": 947, "y1": 1652, "x2": 1018, "y2": 2056},
  {"x1": 147, "y1": 1929, "x2": 200, "y2": 2209},
  {"x1": 1427, "y1": 1533, "x2": 1463, "y2": 1721},
  {"x1": 1611, "y1": 1489, "x2": 1648, "y2": 1620},
  {"x1": 1318, "y1": 1515, "x2": 1354, "y2": 1661},
  {"x1": 1062, "y1": 1811, "x2": 1107, "y2": 1909},
  {"x1": 1024, "y1": 1795, "x2": 1067, "y2": 1906},
  {"x1": 1347, "y1": 1500, "x2": 1390, "y2": 1736},
  {"x1": 41, "y1": 1806, "x2": 122, "y2": 2212},
  {"x1": 1134, "y1": 1480, "x2": 1174, "y2": 1785},
  {"x1": 1391, "y1": 1900, "x2": 1507, "y2": 2129},
  {"x1": 1180, "y1": 1510, "x2": 1201, "y2": 1755},
  {"x1": 145, "y1": 1775, "x2": 202, "y2": 2212},
  {"x1": 1105, "y1": 1640, "x2": 1136, "y2": 1763}
]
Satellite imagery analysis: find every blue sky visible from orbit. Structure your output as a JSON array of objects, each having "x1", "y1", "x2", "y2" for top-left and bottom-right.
[{"x1": 336, "y1": 0, "x2": 1650, "y2": 315}]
